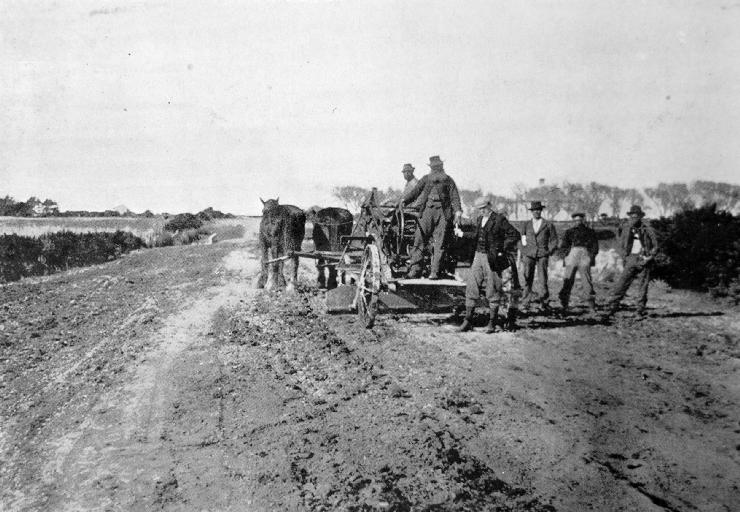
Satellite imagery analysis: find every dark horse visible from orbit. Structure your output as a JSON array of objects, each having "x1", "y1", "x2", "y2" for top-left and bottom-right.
[
  {"x1": 305, "y1": 207, "x2": 353, "y2": 289},
  {"x1": 258, "y1": 198, "x2": 306, "y2": 291}
]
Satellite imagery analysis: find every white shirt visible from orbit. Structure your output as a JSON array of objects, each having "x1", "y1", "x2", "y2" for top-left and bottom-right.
[
  {"x1": 522, "y1": 218, "x2": 543, "y2": 247},
  {"x1": 631, "y1": 232, "x2": 643, "y2": 255},
  {"x1": 480, "y1": 214, "x2": 490, "y2": 227},
  {"x1": 532, "y1": 218, "x2": 543, "y2": 234}
]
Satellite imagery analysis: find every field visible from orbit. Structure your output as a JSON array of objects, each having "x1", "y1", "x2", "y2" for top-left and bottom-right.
[
  {"x1": 0, "y1": 216, "x2": 256, "y2": 247},
  {"x1": 0, "y1": 216, "x2": 167, "y2": 246}
]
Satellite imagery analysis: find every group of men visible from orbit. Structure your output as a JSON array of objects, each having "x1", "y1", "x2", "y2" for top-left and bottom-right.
[{"x1": 399, "y1": 156, "x2": 660, "y2": 333}]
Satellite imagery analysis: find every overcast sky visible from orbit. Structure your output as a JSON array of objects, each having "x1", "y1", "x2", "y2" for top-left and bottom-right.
[{"x1": 1, "y1": 0, "x2": 739, "y2": 214}]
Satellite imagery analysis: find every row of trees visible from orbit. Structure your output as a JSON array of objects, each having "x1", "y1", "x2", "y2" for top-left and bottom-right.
[
  {"x1": 0, "y1": 195, "x2": 235, "y2": 220},
  {"x1": 332, "y1": 180, "x2": 740, "y2": 220}
]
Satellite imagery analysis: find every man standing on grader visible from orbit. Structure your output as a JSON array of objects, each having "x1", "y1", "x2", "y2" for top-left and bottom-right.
[{"x1": 402, "y1": 155, "x2": 463, "y2": 279}]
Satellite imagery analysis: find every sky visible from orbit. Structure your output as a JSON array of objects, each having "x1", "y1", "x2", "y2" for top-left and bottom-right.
[{"x1": 1, "y1": 0, "x2": 739, "y2": 214}]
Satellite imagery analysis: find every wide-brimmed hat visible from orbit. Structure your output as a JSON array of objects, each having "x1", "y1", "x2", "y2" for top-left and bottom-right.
[
  {"x1": 627, "y1": 205, "x2": 645, "y2": 217},
  {"x1": 401, "y1": 163, "x2": 415, "y2": 173},
  {"x1": 473, "y1": 196, "x2": 491, "y2": 209},
  {"x1": 427, "y1": 155, "x2": 444, "y2": 168},
  {"x1": 528, "y1": 201, "x2": 545, "y2": 211},
  {"x1": 571, "y1": 212, "x2": 586, "y2": 219}
]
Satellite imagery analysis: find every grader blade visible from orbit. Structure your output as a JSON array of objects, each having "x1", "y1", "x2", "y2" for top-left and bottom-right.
[{"x1": 325, "y1": 284, "x2": 463, "y2": 315}]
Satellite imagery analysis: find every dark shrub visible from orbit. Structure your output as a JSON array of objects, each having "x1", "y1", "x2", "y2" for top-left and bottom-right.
[
  {"x1": 0, "y1": 230, "x2": 146, "y2": 282},
  {"x1": 651, "y1": 204, "x2": 740, "y2": 292},
  {"x1": 164, "y1": 213, "x2": 202, "y2": 232}
]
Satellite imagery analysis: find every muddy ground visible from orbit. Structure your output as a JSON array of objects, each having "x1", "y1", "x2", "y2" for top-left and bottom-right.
[{"x1": 1, "y1": 231, "x2": 738, "y2": 511}]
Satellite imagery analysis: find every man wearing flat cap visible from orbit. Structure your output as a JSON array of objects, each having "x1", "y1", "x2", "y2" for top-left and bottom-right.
[
  {"x1": 605, "y1": 205, "x2": 659, "y2": 318},
  {"x1": 457, "y1": 197, "x2": 521, "y2": 332},
  {"x1": 558, "y1": 212, "x2": 599, "y2": 313},
  {"x1": 520, "y1": 200, "x2": 559, "y2": 311},
  {"x1": 403, "y1": 155, "x2": 463, "y2": 279}
]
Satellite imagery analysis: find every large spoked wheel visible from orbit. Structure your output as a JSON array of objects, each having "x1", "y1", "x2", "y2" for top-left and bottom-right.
[{"x1": 356, "y1": 243, "x2": 381, "y2": 328}]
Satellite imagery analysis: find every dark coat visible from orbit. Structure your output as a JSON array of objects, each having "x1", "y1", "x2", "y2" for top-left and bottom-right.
[
  {"x1": 521, "y1": 219, "x2": 558, "y2": 258},
  {"x1": 466, "y1": 213, "x2": 520, "y2": 271},
  {"x1": 561, "y1": 224, "x2": 599, "y2": 257},
  {"x1": 403, "y1": 170, "x2": 462, "y2": 218},
  {"x1": 617, "y1": 221, "x2": 659, "y2": 259}
]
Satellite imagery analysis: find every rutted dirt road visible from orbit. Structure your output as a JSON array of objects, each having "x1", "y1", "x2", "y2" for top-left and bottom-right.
[{"x1": 1, "y1": 233, "x2": 738, "y2": 511}]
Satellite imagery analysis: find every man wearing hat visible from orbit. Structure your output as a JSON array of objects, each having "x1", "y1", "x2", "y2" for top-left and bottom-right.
[
  {"x1": 557, "y1": 212, "x2": 600, "y2": 313},
  {"x1": 401, "y1": 163, "x2": 418, "y2": 197},
  {"x1": 605, "y1": 205, "x2": 659, "y2": 318},
  {"x1": 520, "y1": 201, "x2": 559, "y2": 310},
  {"x1": 402, "y1": 155, "x2": 463, "y2": 279},
  {"x1": 457, "y1": 197, "x2": 521, "y2": 332}
]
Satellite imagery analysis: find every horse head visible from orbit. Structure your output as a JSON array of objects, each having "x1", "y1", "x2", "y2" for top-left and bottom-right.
[{"x1": 260, "y1": 197, "x2": 280, "y2": 214}]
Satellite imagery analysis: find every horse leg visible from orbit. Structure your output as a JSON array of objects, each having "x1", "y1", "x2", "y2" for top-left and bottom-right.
[
  {"x1": 265, "y1": 246, "x2": 279, "y2": 290},
  {"x1": 327, "y1": 264, "x2": 338, "y2": 290},
  {"x1": 285, "y1": 255, "x2": 299, "y2": 292},
  {"x1": 317, "y1": 258, "x2": 326, "y2": 288},
  {"x1": 257, "y1": 242, "x2": 268, "y2": 288}
]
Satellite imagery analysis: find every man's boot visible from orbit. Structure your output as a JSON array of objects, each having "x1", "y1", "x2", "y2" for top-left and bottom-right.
[
  {"x1": 504, "y1": 307, "x2": 518, "y2": 331},
  {"x1": 458, "y1": 306, "x2": 475, "y2": 332},
  {"x1": 485, "y1": 307, "x2": 499, "y2": 333}
]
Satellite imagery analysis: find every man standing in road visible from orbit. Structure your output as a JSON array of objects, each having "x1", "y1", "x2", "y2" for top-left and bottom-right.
[
  {"x1": 558, "y1": 212, "x2": 600, "y2": 313},
  {"x1": 457, "y1": 197, "x2": 521, "y2": 333},
  {"x1": 520, "y1": 201, "x2": 559, "y2": 311},
  {"x1": 403, "y1": 155, "x2": 463, "y2": 279},
  {"x1": 605, "y1": 205, "x2": 659, "y2": 318}
]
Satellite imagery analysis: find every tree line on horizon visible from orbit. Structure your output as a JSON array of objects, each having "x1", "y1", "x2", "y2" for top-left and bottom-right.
[
  {"x1": 331, "y1": 180, "x2": 740, "y2": 220},
  {"x1": 0, "y1": 196, "x2": 235, "y2": 221}
]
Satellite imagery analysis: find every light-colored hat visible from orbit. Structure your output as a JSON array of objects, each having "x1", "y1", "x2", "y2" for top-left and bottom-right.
[{"x1": 473, "y1": 196, "x2": 491, "y2": 209}]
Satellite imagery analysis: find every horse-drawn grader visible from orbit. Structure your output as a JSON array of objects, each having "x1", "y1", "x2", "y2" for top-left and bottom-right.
[{"x1": 267, "y1": 188, "x2": 476, "y2": 328}]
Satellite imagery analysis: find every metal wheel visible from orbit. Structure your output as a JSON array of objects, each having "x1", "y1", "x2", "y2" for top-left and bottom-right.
[{"x1": 356, "y1": 243, "x2": 381, "y2": 328}]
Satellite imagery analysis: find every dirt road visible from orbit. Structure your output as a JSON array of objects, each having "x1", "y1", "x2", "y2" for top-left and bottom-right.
[{"x1": 1, "y1": 234, "x2": 738, "y2": 511}]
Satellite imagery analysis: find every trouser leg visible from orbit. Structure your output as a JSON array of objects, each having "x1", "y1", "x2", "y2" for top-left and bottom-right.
[
  {"x1": 609, "y1": 256, "x2": 640, "y2": 311},
  {"x1": 465, "y1": 253, "x2": 487, "y2": 308},
  {"x1": 521, "y1": 256, "x2": 536, "y2": 300},
  {"x1": 559, "y1": 262, "x2": 578, "y2": 306},
  {"x1": 580, "y1": 263, "x2": 596, "y2": 309},
  {"x1": 429, "y1": 208, "x2": 447, "y2": 277},
  {"x1": 537, "y1": 256, "x2": 550, "y2": 301},
  {"x1": 408, "y1": 209, "x2": 434, "y2": 275},
  {"x1": 636, "y1": 264, "x2": 651, "y2": 312},
  {"x1": 461, "y1": 253, "x2": 488, "y2": 332}
]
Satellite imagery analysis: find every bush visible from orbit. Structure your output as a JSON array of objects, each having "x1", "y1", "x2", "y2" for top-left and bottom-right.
[
  {"x1": 164, "y1": 213, "x2": 202, "y2": 232},
  {"x1": 651, "y1": 204, "x2": 740, "y2": 292},
  {"x1": 0, "y1": 230, "x2": 146, "y2": 282}
]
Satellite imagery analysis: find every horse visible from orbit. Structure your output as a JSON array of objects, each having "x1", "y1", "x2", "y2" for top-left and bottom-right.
[
  {"x1": 305, "y1": 206, "x2": 353, "y2": 289},
  {"x1": 258, "y1": 198, "x2": 306, "y2": 291}
]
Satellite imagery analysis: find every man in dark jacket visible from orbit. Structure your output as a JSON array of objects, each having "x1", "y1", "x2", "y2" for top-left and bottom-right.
[
  {"x1": 457, "y1": 197, "x2": 520, "y2": 333},
  {"x1": 605, "y1": 205, "x2": 659, "y2": 318},
  {"x1": 403, "y1": 155, "x2": 463, "y2": 279},
  {"x1": 558, "y1": 212, "x2": 600, "y2": 313},
  {"x1": 520, "y1": 201, "x2": 559, "y2": 310}
]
